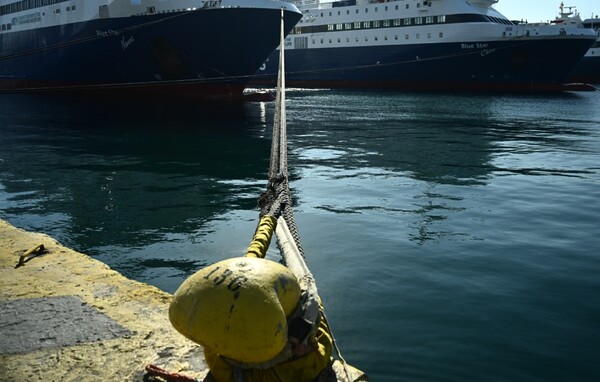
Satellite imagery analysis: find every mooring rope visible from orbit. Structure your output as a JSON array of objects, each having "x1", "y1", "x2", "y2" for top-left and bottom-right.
[
  {"x1": 265, "y1": 8, "x2": 307, "y2": 260},
  {"x1": 259, "y1": 9, "x2": 358, "y2": 382}
]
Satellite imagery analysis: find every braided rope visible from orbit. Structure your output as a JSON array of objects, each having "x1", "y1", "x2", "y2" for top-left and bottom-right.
[
  {"x1": 259, "y1": 10, "x2": 359, "y2": 382},
  {"x1": 266, "y1": 9, "x2": 304, "y2": 258}
]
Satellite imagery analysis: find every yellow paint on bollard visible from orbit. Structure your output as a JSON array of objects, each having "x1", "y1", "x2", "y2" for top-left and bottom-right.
[{"x1": 169, "y1": 257, "x2": 301, "y2": 364}]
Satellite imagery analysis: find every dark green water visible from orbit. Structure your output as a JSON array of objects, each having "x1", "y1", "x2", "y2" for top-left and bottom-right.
[{"x1": 1, "y1": 90, "x2": 599, "y2": 381}]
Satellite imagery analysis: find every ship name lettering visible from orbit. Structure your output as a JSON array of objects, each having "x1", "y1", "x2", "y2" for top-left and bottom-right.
[
  {"x1": 481, "y1": 48, "x2": 496, "y2": 57},
  {"x1": 96, "y1": 29, "x2": 120, "y2": 37},
  {"x1": 461, "y1": 43, "x2": 489, "y2": 49},
  {"x1": 121, "y1": 36, "x2": 135, "y2": 51}
]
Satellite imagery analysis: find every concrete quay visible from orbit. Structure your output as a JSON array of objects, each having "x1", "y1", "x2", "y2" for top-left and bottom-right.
[{"x1": 0, "y1": 219, "x2": 208, "y2": 382}]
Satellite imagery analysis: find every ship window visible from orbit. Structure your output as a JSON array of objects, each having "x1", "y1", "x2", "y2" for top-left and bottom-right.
[
  {"x1": 404, "y1": 18, "x2": 411, "y2": 25},
  {"x1": 427, "y1": 32, "x2": 431, "y2": 38},
  {"x1": 417, "y1": 3, "x2": 420, "y2": 8},
  {"x1": 405, "y1": 34, "x2": 409, "y2": 39},
  {"x1": 363, "y1": 21, "x2": 370, "y2": 28},
  {"x1": 320, "y1": 38, "x2": 323, "y2": 44},
  {"x1": 374, "y1": 36, "x2": 378, "y2": 41},
  {"x1": 294, "y1": 36, "x2": 308, "y2": 49},
  {"x1": 345, "y1": 23, "x2": 352, "y2": 30},
  {"x1": 416, "y1": 33, "x2": 420, "y2": 39},
  {"x1": 393, "y1": 19, "x2": 401, "y2": 26},
  {"x1": 426, "y1": 16, "x2": 434, "y2": 24},
  {"x1": 385, "y1": 6, "x2": 388, "y2": 11},
  {"x1": 373, "y1": 20, "x2": 380, "y2": 28},
  {"x1": 354, "y1": 22, "x2": 360, "y2": 29},
  {"x1": 365, "y1": 8, "x2": 368, "y2": 13},
  {"x1": 1, "y1": 25, "x2": 5, "y2": 31},
  {"x1": 347, "y1": 10, "x2": 350, "y2": 15},
  {"x1": 395, "y1": 35, "x2": 398, "y2": 40},
  {"x1": 375, "y1": 7, "x2": 378, "y2": 12},
  {"x1": 336, "y1": 23, "x2": 343, "y2": 30},
  {"x1": 338, "y1": 11, "x2": 340, "y2": 16},
  {"x1": 415, "y1": 17, "x2": 422, "y2": 25},
  {"x1": 439, "y1": 32, "x2": 443, "y2": 37},
  {"x1": 356, "y1": 9, "x2": 358, "y2": 14},
  {"x1": 395, "y1": 5, "x2": 398, "y2": 10},
  {"x1": 406, "y1": 4, "x2": 409, "y2": 9},
  {"x1": 383, "y1": 20, "x2": 390, "y2": 27},
  {"x1": 320, "y1": 12, "x2": 323, "y2": 17},
  {"x1": 327, "y1": 24, "x2": 334, "y2": 31},
  {"x1": 356, "y1": 37, "x2": 359, "y2": 42},
  {"x1": 384, "y1": 35, "x2": 388, "y2": 40},
  {"x1": 346, "y1": 37, "x2": 350, "y2": 42},
  {"x1": 329, "y1": 12, "x2": 332, "y2": 16}
]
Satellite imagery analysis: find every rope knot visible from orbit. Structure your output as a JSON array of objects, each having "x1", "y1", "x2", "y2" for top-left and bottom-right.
[{"x1": 258, "y1": 174, "x2": 289, "y2": 218}]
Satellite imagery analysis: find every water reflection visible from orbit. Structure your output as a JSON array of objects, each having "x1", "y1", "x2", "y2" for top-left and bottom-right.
[
  {"x1": 0, "y1": 94, "x2": 273, "y2": 288},
  {"x1": 1, "y1": 90, "x2": 598, "y2": 283},
  {"x1": 286, "y1": 90, "x2": 597, "y2": 185},
  {"x1": 283, "y1": 90, "x2": 599, "y2": 246},
  {"x1": 2, "y1": 91, "x2": 600, "y2": 381}
]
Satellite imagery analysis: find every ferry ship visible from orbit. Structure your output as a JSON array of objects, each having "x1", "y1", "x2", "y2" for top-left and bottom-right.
[
  {"x1": 574, "y1": 16, "x2": 600, "y2": 83},
  {"x1": 549, "y1": 3, "x2": 600, "y2": 84},
  {"x1": 522, "y1": 3, "x2": 599, "y2": 84},
  {"x1": 0, "y1": 0, "x2": 302, "y2": 99},
  {"x1": 255, "y1": 0, "x2": 597, "y2": 92}
]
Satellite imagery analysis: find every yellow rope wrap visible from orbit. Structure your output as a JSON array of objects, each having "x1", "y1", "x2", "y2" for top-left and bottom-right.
[{"x1": 245, "y1": 215, "x2": 277, "y2": 259}]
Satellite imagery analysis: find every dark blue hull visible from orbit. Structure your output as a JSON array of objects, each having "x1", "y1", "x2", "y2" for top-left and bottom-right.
[
  {"x1": 0, "y1": 8, "x2": 302, "y2": 99},
  {"x1": 568, "y1": 56, "x2": 600, "y2": 84},
  {"x1": 256, "y1": 37, "x2": 594, "y2": 92}
]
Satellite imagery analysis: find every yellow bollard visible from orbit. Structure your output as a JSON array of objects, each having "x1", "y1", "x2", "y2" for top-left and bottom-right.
[{"x1": 169, "y1": 257, "x2": 301, "y2": 364}]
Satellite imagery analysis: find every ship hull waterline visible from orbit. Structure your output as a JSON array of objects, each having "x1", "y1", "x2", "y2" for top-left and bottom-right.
[
  {"x1": 254, "y1": 36, "x2": 596, "y2": 92},
  {"x1": 0, "y1": 8, "x2": 303, "y2": 100}
]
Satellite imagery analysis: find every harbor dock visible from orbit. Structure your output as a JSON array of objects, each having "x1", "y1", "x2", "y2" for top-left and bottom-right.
[{"x1": 0, "y1": 219, "x2": 208, "y2": 382}]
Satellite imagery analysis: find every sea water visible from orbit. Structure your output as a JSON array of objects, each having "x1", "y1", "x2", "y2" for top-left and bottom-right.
[{"x1": 1, "y1": 90, "x2": 599, "y2": 381}]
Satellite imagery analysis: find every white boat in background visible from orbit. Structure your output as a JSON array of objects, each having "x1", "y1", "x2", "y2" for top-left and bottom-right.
[
  {"x1": 254, "y1": 0, "x2": 597, "y2": 92},
  {"x1": 548, "y1": 3, "x2": 600, "y2": 83}
]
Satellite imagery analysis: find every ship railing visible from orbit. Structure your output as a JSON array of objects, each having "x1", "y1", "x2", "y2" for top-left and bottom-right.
[
  {"x1": 500, "y1": 23, "x2": 595, "y2": 39},
  {"x1": 292, "y1": 0, "x2": 403, "y2": 11}
]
